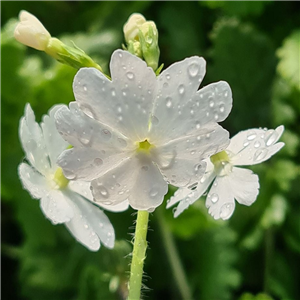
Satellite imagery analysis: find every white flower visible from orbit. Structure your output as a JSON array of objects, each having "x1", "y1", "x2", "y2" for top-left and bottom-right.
[
  {"x1": 167, "y1": 126, "x2": 285, "y2": 220},
  {"x1": 19, "y1": 104, "x2": 128, "y2": 251},
  {"x1": 14, "y1": 10, "x2": 51, "y2": 51},
  {"x1": 55, "y1": 50, "x2": 233, "y2": 211}
]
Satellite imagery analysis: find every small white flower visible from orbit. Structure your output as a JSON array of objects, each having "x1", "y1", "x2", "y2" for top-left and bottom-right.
[
  {"x1": 167, "y1": 126, "x2": 285, "y2": 220},
  {"x1": 14, "y1": 10, "x2": 51, "y2": 51},
  {"x1": 55, "y1": 50, "x2": 233, "y2": 211},
  {"x1": 19, "y1": 104, "x2": 128, "y2": 251}
]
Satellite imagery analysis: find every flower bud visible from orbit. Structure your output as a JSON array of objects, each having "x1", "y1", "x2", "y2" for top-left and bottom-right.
[
  {"x1": 123, "y1": 14, "x2": 160, "y2": 71},
  {"x1": 123, "y1": 13, "x2": 146, "y2": 43},
  {"x1": 139, "y1": 21, "x2": 160, "y2": 70},
  {"x1": 14, "y1": 10, "x2": 51, "y2": 51}
]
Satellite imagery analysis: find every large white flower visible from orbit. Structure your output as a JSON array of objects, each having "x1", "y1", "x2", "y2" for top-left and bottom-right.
[
  {"x1": 167, "y1": 126, "x2": 285, "y2": 220},
  {"x1": 55, "y1": 50, "x2": 233, "y2": 211},
  {"x1": 19, "y1": 104, "x2": 128, "y2": 251}
]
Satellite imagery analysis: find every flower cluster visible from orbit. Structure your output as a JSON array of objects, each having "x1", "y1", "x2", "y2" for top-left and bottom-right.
[
  {"x1": 19, "y1": 104, "x2": 128, "y2": 251},
  {"x1": 167, "y1": 126, "x2": 285, "y2": 219},
  {"x1": 54, "y1": 50, "x2": 233, "y2": 211}
]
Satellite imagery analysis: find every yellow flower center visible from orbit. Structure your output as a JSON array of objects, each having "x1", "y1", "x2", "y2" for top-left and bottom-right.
[
  {"x1": 53, "y1": 167, "x2": 69, "y2": 189},
  {"x1": 210, "y1": 150, "x2": 232, "y2": 176},
  {"x1": 136, "y1": 139, "x2": 154, "y2": 154}
]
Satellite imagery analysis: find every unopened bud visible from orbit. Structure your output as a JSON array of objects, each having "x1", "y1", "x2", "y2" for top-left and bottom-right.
[
  {"x1": 14, "y1": 10, "x2": 51, "y2": 51},
  {"x1": 123, "y1": 13, "x2": 146, "y2": 43}
]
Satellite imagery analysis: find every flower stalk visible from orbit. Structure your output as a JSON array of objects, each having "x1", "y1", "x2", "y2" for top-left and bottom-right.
[{"x1": 128, "y1": 210, "x2": 149, "y2": 300}]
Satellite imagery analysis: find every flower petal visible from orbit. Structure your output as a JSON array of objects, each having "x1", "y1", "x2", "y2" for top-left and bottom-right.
[
  {"x1": 40, "y1": 190, "x2": 74, "y2": 224},
  {"x1": 73, "y1": 50, "x2": 156, "y2": 141},
  {"x1": 41, "y1": 105, "x2": 69, "y2": 171},
  {"x1": 55, "y1": 102, "x2": 134, "y2": 152},
  {"x1": 228, "y1": 126, "x2": 285, "y2": 166},
  {"x1": 154, "y1": 123, "x2": 229, "y2": 187},
  {"x1": 68, "y1": 180, "x2": 129, "y2": 212},
  {"x1": 205, "y1": 175, "x2": 235, "y2": 220},
  {"x1": 18, "y1": 162, "x2": 48, "y2": 198},
  {"x1": 91, "y1": 154, "x2": 168, "y2": 211},
  {"x1": 230, "y1": 167, "x2": 259, "y2": 206},
  {"x1": 149, "y1": 79, "x2": 232, "y2": 143},
  {"x1": 149, "y1": 56, "x2": 206, "y2": 142},
  {"x1": 19, "y1": 104, "x2": 51, "y2": 175},
  {"x1": 167, "y1": 162, "x2": 215, "y2": 217},
  {"x1": 65, "y1": 193, "x2": 115, "y2": 251}
]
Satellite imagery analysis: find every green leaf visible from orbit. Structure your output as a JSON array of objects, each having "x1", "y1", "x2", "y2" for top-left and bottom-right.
[
  {"x1": 209, "y1": 18, "x2": 276, "y2": 129},
  {"x1": 200, "y1": 1, "x2": 270, "y2": 17},
  {"x1": 277, "y1": 30, "x2": 300, "y2": 91}
]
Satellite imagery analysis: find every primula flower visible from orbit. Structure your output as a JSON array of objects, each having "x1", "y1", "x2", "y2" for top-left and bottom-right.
[
  {"x1": 19, "y1": 104, "x2": 128, "y2": 251},
  {"x1": 14, "y1": 10, "x2": 51, "y2": 51},
  {"x1": 167, "y1": 126, "x2": 285, "y2": 220},
  {"x1": 55, "y1": 50, "x2": 233, "y2": 211}
]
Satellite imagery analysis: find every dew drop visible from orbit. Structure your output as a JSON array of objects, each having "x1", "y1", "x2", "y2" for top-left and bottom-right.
[
  {"x1": 254, "y1": 141, "x2": 261, "y2": 148},
  {"x1": 243, "y1": 141, "x2": 250, "y2": 147},
  {"x1": 214, "y1": 114, "x2": 219, "y2": 121},
  {"x1": 166, "y1": 97, "x2": 172, "y2": 108},
  {"x1": 197, "y1": 135, "x2": 201, "y2": 141},
  {"x1": 99, "y1": 186, "x2": 109, "y2": 198},
  {"x1": 83, "y1": 85, "x2": 87, "y2": 92},
  {"x1": 111, "y1": 89, "x2": 116, "y2": 97},
  {"x1": 190, "y1": 109, "x2": 194, "y2": 115},
  {"x1": 64, "y1": 170, "x2": 76, "y2": 180},
  {"x1": 188, "y1": 63, "x2": 200, "y2": 77},
  {"x1": 211, "y1": 193, "x2": 219, "y2": 203},
  {"x1": 209, "y1": 99, "x2": 215, "y2": 107},
  {"x1": 94, "y1": 158, "x2": 103, "y2": 166},
  {"x1": 80, "y1": 104, "x2": 95, "y2": 119},
  {"x1": 224, "y1": 91, "x2": 229, "y2": 97},
  {"x1": 99, "y1": 222, "x2": 104, "y2": 228},
  {"x1": 117, "y1": 105, "x2": 122, "y2": 113},
  {"x1": 220, "y1": 203, "x2": 234, "y2": 219},
  {"x1": 166, "y1": 74, "x2": 171, "y2": 80},
  {"x1": 254, "y1": 148, "x2": 268, "y2": 161},
  {"x1": 84, "y1": 224, "x2": 89, "y2": 229},
  {"x1": 196, "y1": 122, "x2": 201, "y2": 129},
  {"x1": 219, "y1": 104, "x2": 225, "y2": 113},
  {"x1": 101, "y1": 129, "x2": 112, "y2": 140},
  {"x1": 247, "y1": 133, "x2": 257, "y2": 140},
  {"x1": 178, "y1": 84, "x2": 185, "y2": 94},
  {"x1": 266, "y1": 130, "x2": 279, "y2": 146},
  {"x1": 126, "y1": 72, "x2": 134, "y2": 80},
  {"x1": 190, "y1": 150, "x2": 195, "y2": 155}
]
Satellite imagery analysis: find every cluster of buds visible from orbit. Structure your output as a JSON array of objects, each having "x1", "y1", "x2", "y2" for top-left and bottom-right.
[
  {"x1": 14, "y1": 11, "x2": 103, "y2": 72},
  {"x1": 123, "y1": 13, "x2": 160, "y2": 71}
]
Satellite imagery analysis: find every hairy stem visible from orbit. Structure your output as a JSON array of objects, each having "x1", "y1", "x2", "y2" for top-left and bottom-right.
[
  {"x1": 156, "y1": 206, "x2": 194, "y2": 300},
  {"x1": 128, "y1": 210, "x2": 149, "y2": 300}
]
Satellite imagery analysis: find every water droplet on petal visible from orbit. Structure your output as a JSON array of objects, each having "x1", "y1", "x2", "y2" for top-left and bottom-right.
[
  {"x1": 266, "y1": 130, "x2": 279, "y2": 146},
  {"x1": 209, "y1": 99, "x2": 215, "y2": 107},
  {"x1": 254, "y1": 141, "x2": 261, "y2": 148},
  {"x1": 83, "y1": 85, "x2": 87, "y2": 92},
  {"x1": 64, "y1": 170, "x2": 76, "y2": 180},
  {"x1": 99, "y1": 186, "x2": 109, "y2": 198},
  {"x1": 166, "y1": 97, "x2": 172, "y2": 108},
  {"x1": 94, "y1": 158, "x2": 103, "y2": 166},
  {"x1": 126, "y1": 72, "x2": 134, "y2": 80},
  {"x1": 166, "y1": 74, "x2": 171, "y2": 80},
  {"x1": 247, "y1": 133, "x2": 257, "y2": 140},
  {"x1": 117, "y1": 106, "x2": 122, "y2": 113},
  {"x1": 243, "y1": 141, "x2": 250, "y2": 147},
  {"x1": 220, "y1": 203, "x2": 234, "y2": 219},
  {"x1": 188, "y1": 63, "x2": 200, "y2": 77},
  {"x1": 254, "y1": 148, "x2": 268, "y2": 161},
  {"x1": 99, "y1": 129, "x2": 111, "y2": 143},
  {"x1": 211, "y1": 193, "x2": 219, "y2": 203},
  {"x1": 178, "y1": 84, "x2": 185, "y2": 94}
]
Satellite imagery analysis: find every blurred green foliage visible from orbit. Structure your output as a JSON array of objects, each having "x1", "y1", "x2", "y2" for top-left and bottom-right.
[{"x1": 1, "y1": 1, "x2": 300, "y2": 300}]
